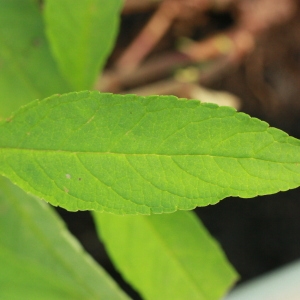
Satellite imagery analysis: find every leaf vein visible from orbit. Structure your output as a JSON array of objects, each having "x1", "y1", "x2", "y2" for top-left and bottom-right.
[
  {"x1": 124, "y1": 155, "x2": 196, "y2": 201},
  {"x1": 75, "y1": 154, "x2": 148, "y2": 208}
]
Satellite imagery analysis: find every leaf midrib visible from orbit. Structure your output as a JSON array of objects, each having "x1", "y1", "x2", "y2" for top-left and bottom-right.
[
  {"x1": 1, "y1": 147, "x2": 299, "y2": 164},
  {"x1": 144, "y1": 216, "x2": 209, "y2": 299}
]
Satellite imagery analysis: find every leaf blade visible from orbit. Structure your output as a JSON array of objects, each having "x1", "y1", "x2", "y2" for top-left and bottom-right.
[
  {"x1": 0, "y1": 176, "x2": 129, "y2": 299},
  {"x1": 93, "y1": 211, "x2": 238, "y2": 300},
  {"x1": 1, "y1": 91, "x2": 300, "y2": 214},
  {"x1": 0, "y1": 0, "x2": 71, "y2": 119},
  {"x1": 44, "y1": 0, "x2": 123, "y2": 90}
]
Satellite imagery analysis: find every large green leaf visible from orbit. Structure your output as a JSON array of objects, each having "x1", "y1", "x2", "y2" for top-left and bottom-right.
[
  {"x1": 1, "y1": 91, "x2": 300, "y2": 214},
  {"x1": 0, "y1": 176, "x2": 129, "y2": 299},
  {"x1": 0, "y1": 0, "x2": 71, "y2": 119},
  {"x1": 44, "y1": 0, "x2": 123, "y2": 90},
  {"x1": 94, "y1": 211, "x2": 238, "y2": 300}
]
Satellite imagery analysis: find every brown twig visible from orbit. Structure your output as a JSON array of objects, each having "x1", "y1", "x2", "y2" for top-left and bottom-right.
[
  {"x1": 122, "y1": 0, "x2": 161, "y2": 15},
  {"x1": 116, "y1": 0, "x2": 181, "y2": 71},
  {"x1": 125, "y1": 78, "x2": 185, "y2": 96},
  {"x1": 100, "y1": 0, "x2": 298, "y2": 108},
  {"x1": 97, "y1": 51, "x2": 191, "y2": 92},
  {"x1": 180, "y1": 0, "x2": 296, "y2": 68}
]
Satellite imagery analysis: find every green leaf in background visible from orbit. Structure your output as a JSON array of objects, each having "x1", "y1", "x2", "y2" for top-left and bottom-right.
[
  {"x1": 44, "y1": 0, "x2": 123, "y2": 90},
  {"x1": 0, "y1": 176, "x2": 129, "y2": 300},
  {"x1": 1, "y1": 91, "x2": 300, "y2": 214},
  {"x1": 94, "y1": 211, "x2": 238, "y2": 300},
  {"x1": 0, "y1": 0, "x2": 71, "y2": 119}
]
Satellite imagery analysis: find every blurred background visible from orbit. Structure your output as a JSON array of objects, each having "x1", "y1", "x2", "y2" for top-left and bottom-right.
[{"x1": 57, "y1": 0, "x2": 300, "y2": 297}]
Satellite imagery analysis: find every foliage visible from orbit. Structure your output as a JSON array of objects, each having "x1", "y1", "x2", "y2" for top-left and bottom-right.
[
  {"x1": 0, "y1": 1, "x2": 299, "y2": 299},
  {"x1": 94, "y1": 211, "x2": 236, "y2": 299},
  {"x1": 44, "y1": 0, "x2": 122, "y2": 90},
  {"x1": 2, "y1": 92, "x2": 300, "y2": 215},
  {"x1": 0, "y1": 0, "x2": 71, "y2": 118},
  {"x1": 0, "y1": 176, "x2": 129, "y2": 300}
]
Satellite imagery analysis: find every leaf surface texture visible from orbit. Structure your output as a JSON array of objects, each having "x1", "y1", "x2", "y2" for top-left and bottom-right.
[
  {"x1": 44, "y1": 0, "x2": 123, "y2": 90},
  {"x1": 0, "y1": 0, "x2": 70, "y2": 119},
  {"x1": 0, "y1": 176, "x2": 129, "y2": 299},
  {"x1": 94, "y1": 211, "x2": 238, "y2": 300},
  {"x1": 1, "y1": 91, "x2": 300, "y2": 214}
]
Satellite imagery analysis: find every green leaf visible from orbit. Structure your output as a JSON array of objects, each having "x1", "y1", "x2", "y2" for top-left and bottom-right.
[
  {"x1": 93, "y1": 211, "x2": 238, "y2": 300},
  {"x1": 0, "y1": 0, "x2": 71, "y2": 119},
  {"x1": 44, "y1": 0, "x2": 123, "y2": 90},
  {"x1": 0, "y1": 176, "x2": 129, "y2": 300},
  {"x1": 1, "y1": 91, "x2": 300, "y2": 214}
]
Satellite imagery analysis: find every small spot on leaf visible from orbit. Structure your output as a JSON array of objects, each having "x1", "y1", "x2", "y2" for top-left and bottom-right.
[
  {"x1": 66, "y1": 174, "x2": 71, "y2": 179},
  {"x1": 31, "y1": 37, "x2": 42, "y2": 47}
]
